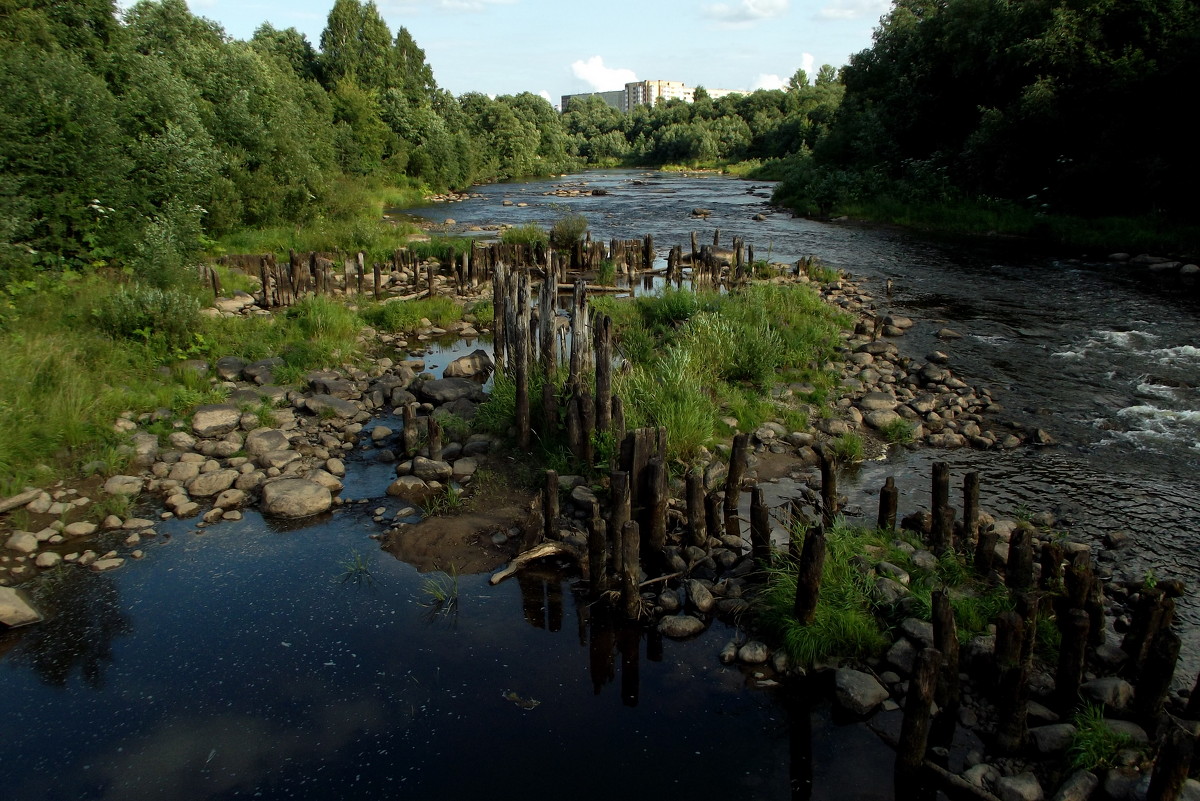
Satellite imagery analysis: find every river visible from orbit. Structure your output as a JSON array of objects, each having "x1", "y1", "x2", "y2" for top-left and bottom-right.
[{"x1": 2, "y1": 169, "x2": 1196, "y2": 800}]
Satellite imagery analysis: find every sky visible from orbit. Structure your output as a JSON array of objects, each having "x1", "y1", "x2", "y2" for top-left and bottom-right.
[{"x1": 170, "y1": 0, "x2": 892, "y2": 104}]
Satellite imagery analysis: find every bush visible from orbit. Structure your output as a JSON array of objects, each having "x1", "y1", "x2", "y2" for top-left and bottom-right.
[
  {"x1": 549, "y1": 212, "x2": 588, "y2": 250},
  {"x1": 93, "y1": 284, "x2": 201, "y2": 350},
  {"x1": 500, "y1": 224, "x2": 547, "y2": 247}
]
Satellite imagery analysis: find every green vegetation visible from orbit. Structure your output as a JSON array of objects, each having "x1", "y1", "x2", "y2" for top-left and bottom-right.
[
  {"x1": 338, "y1": 550, "x2": 374, "y2": 587},
  {"x1": 360, "y1": 296, "x2": 462, "y2": 332},
  {"x1": 592, "y1": 284, "x2": 849, "y2": 463},
  {"x1": 419, "y1": 566, "x2": 460, "y2": 616},
  {"x1": 829, "y1": 432, "x2": 865, "y2": 463},
  {"x1": 422, "y1": 484, "x2": 465, "y2": 517},
  {"x1": 759, "y1": 520, "x2": 1017, "y2": 666},
  {"x1": 1070, "y1": 705, "x2": 1140, "y2": 770},
  {"x1": 549, "y1": 212, "x2": 589, "y2": 251},
  {"x1": 766, "y1": 0, "x2": 1199, "y2": 246},
  {"x1": 500, "y1": 224, "x2": 548, "y2": 247},
  {"x1": 879, "y1": 417, "x2": 916, "y2": 445}
]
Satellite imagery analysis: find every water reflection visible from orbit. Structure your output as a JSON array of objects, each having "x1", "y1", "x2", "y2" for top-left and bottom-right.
[{"x1": 7, "y1": 568, "x2": 130, "y2": 688}]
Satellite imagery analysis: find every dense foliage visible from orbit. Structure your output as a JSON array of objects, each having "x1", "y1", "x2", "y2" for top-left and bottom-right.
[
  {"x1": 0, "y1": 0, "x2": 842, "y2": 280},
  {"x1": 772, "y1": 0, "x2": 1200, "y2": 221}
]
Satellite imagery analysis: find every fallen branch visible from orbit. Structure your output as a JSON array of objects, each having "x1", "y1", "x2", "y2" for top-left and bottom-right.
[
  {"x1": 489, "y1": 542, "x2": 579, "y2": 585},
  {"x1": 0, "y1": 489, "x2": 40, "y2": 516}
]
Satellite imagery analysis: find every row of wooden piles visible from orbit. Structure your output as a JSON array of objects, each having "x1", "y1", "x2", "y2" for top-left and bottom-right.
[{"x1": 881, "y1": 464, "x2": 1197, "y2": 801}]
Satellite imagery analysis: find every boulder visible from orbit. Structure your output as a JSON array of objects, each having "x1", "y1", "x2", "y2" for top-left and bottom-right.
[
  {"x1": 103, "y1": 475, "x2": 143, "y2": 496},
  {"x1": 1029, "y1": 724, "x2": 1076, "y2": 755},
  {"x1": 418, "y1": 378, "x2": 487, "y2": 405},
  {"x1": 260, "y1": 479, "x2": 332, "y2": 519},
  {"x1": 834, "y1": 669, "x2": 889, "y2": 715},
  {"x1": 0, "y1": 586, "x2": 43, "y2": 628},
  {"x1": 305, "y1": 469, "x2": 344, "y2": 493},
  {"x1": 996, "y1": 772, "x2": 1043, "y2": 801},
  {"x1": 1051, "y1": 770, "x2": 1099, "y2": 801},
  {"x1": 386, "y1": 475, "x2": 435, "y2": 504},
  {"x1": 186, "y1": 469, "x2": 239, "y2": 498},
  {"x1": 214, "y1": 356, "x2": 248, "y2": 381},
  {"x1": 864, "y1": 409, "x2": 903, "y2": 429},
  {"x1": 91, "y1": 558, "x2": 125, "y2": 572},
  {"x1": 245, "y1": 428, "x2": 290, "y2": 457},
  {"x1": 63, "y1": 521, "x2": 98, "y2": 538},
  {"x1": 685, "y1": 579, "x2": 715, "y2": 613},
  {"x1": 412, "y1": 457, "x2": 453, "y2": 482},
  {"x1": 451, "y1": 458, "x2": 478, "y2": 482},
  {"x1": 443, "y1": 349, "x2": 494, "y2": 379},
  {"x1": 658, "y1": 614, "x2": 706, "y2": 639},
  {"x1": 192, "y1": 404, "x2": 241, "y2": 437},
  {"x1": 5, "y1": 531, "x2": 38, "y2": 554},
  {"x1": 305, "y1": 394, "x2": 359, "y2": 419},
  {"x1": 738, "y1": 641, "x2": 771, "y2": 664},
  {"x1": 858, "y1": 392, "x2": 898, "y2": 412},
  {"x1": 1080, "y1": 677, "x2": 1134, "y2": 711}
]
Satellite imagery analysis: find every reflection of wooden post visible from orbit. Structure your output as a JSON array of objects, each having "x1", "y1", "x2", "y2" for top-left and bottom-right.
[
  {"x1": 621, "y1": 520, "x2": 641, "y2": 619},
  {"x1": 896, "y1": 648, "x2": 942, "y2": 779},
  {"x1": 725, "y1": 433, "x2": 749, "y2": 538},
  {"x1": 750, "y1": 487, "x2": 770, "y2": 563},
  {"x1": 686, "y1": 468, "x2": 707, "y2": 548},
  {"x1": 543, "y1": 470, "x2": 559, "y2": 545},
  {"x1": 792, "y1": 524, "x2": 826, "y2": 624},
  {"x1": 878, "y1": 476, "x2": 898, "y2": 531}
]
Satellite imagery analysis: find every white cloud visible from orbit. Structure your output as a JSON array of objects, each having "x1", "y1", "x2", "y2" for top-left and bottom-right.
[
  {"x1": 703, "y1": 0, "x2": 789, "y2": 27},
  {"x1": 538, "y1": 90, "x2": 552, "y2": 102},
  {"x1": 817, "y1": 0, "x2": 888, "y2": 21},
  {"x1": 570, "y1": 56, "x2": 638, "y2": 92},
  {"x1": 378, "y1": 0, "x2": 515, "y2": 12},
  {"x1": 800, "y1": 52, "x2": 815, "y2": 77},
  {"x1": 437, "y1": 0, "x2": 516, "y2": 10},
  {"x1": 752, "y1": 74, "x2": 786, "y2": 90}
]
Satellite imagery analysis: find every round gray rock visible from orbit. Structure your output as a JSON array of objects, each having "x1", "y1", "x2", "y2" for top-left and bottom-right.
[
  {"x1": 658, "y1": 614, "x2": 706, "y2": 639},
  {"x1": 834, "y1": 668, "x2": 889, "y2": 715},
  {"x1": 260, "y1": 479, "x2": 332, "y2": 519},
  {"x1": 192, "y1": 404, "x2": 241, "y2": 437}
]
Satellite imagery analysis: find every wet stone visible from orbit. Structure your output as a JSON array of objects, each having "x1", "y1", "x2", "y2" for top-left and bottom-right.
[
  {"x1": 834, "y1": 669, "x2": 889, "y2": 715},
  {"x1": 658, "y1": 614, "x2": 706, "y2": 639}
]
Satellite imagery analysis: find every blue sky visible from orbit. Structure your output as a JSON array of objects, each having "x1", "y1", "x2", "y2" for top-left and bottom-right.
[{"x1": 168, "y1": 0, "x2": 892, "y2": 104}]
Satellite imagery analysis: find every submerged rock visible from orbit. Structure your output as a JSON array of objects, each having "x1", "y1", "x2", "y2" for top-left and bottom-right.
[{"x1": 0, "y1": 586, "x2": 43, "y2": 627}]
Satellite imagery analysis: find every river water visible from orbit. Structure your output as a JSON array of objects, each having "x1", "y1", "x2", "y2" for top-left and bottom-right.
[{"x1": 2, "y1": 170, "x2": 1196, "y2": 799}]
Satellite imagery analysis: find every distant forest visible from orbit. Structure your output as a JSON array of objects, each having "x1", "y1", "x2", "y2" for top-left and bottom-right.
[{"x1": 2, "y1": 0, "x2": 1196, "y2": 276}]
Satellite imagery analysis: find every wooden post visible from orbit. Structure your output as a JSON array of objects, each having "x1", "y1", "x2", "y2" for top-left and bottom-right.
[
  {"x1": 690, "y1": 231, "x2": 698, "y2": 268},
  {"x1": 1055, "y1": 609, "x2": 1091, "y2": 713},
  {"x1": 356, "y1": 251, "x2": 366, "y2": 296},
  {"x1": 492, "y1": 261, "x2": 507, "y2": 372},
  {"x1": 609, "y1": 471, "x2": 631, "y2": 577},
  {"x1": 712, "y1": 228, "x2": 720, "y2": 248},
  {"x1": 1136, "y1": 628, "x2": 1182, "y2": 728},
  {"x1": 594, "y1": 314, "x2": 612, "y2": 433},
  {"x1": 426, "y1": 415, "x2": 443, "y2": 461},
  {"x1": 705, "y1": 492, "x2": 725, "y2": 543},
  {"x1": 1146, "y1": 725, "x2": 1196, "y2": 801},
  {"x1": 975, "y1": 523, "x2": 998, "y2": 579},
  {"x1": 1005, "y1": 523, "x2": 1034, "y2": 592},
  {"x1": 931, "y1": 590, "x2": 961, "y2": 722},
  {"x1": 565, "y1": 389, "x2": 581, "y2": 459},
  {"x1": 896, "y1": 648, "x2": 943, "y2": 779},
  {"x1": 725, "y1": 433, "x2": 750, "y2": 537},
  {"x1": 588, "y1": 512, "x2": 608, "y2": 592},
  {"x1": 539, "y1": 269, "x2": 555, "y2": 373},
  {"x1": 750, "y1": 486, "x2": 770, "y2": 563},
  {"x1": 819, "y1": 447, "x2": 838, "y2": 528},
  {"x1": 576, "y1": 388, "x2": 595, "y2": 467},
  {"x1": 1123, "y1": 588, "x2": 1175, "y2": 682},
  {"x1": 402, "y1": 403, "x2": 420, "y2": 458},
  {"x1": 373, "y1": 262, "x2": 381, "y2": 301},
  {"x1": 686, "y1": 468, "x2": 707, "y2": 548},
  {"x1": 644, "y1": 457, "x2": 668, "y2": 558},
  {"x1": 963, "y1": 472, "x2": 980, "y2": 544},
  {"x1": 515, "y1": 270, "x2": 531, "y2": 452},
  {"x1": 541, "y1": 381, "x2": 557, "y2": 440},
  {"x1": 642, "y1": 234, "x2": 654, "y2": 272},
  {"x1": 878, "y1": 476, "x2": 898, "y2": 532},
  {"x1": 621, "y1": 520, "x2": 641, "y2": 619},
  {"x1": 568, "y1": 279, "x2": 589, "y2": 388},
  {"x1": 792, "y1": 524, "x2": 826, "y2": 624},
  {"x1": 994, "y1": 609, "x2": 1031, "y2": 754},
  {"x1": 1040, "y1": 541, "x2": 1065, "y2": 592},
  {"x1": 611, "y1": 395, "x2": 626, "y2": 445},
  {"x1": 930, "y1": 462, "x2": 952, "y2": 553},
  {"x1": 543, "y1": 470, "x2": 559, "y2": 545}
]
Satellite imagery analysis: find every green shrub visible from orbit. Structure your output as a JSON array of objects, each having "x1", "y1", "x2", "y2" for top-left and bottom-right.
[
  {"x1": 286, "y1": 295, "x2": 361, "y2": 342},
  {"x1": 93, "y1": 284, "x2": 201, "y2": 350},
  {"x1": 549, "y1": 212, "x2": 588, "y2": 250},
  {"x1": 879, "y1": 417, "x2": 915, "y2": 444},
  {"x1": 500, "y1": 224, "x2": 547, "y2": 247},
  {"x1": 1070, "y1": 705, "x2": 1139, "y2": 770},
  {"x1": 596, "y1": 259, "x2": 616, "y2": 286},
  {"x1": 830, "y1": 432, "x2": 865, "y2": 463}
]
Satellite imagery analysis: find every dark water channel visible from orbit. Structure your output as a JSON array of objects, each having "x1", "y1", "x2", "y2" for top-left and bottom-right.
[{"x1": 3, "y1": 170, "x2": 1197, "y2": 799}]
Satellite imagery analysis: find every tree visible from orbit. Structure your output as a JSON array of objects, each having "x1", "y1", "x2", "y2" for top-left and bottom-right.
[{"x1": 319, "y1": 0, "x2": 393, "y2": 92}]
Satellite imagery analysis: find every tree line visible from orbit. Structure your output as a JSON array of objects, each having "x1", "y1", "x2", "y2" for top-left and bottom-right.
[
  {"x1": 0, "y1": 0, "x2": 843, "y2": 280},
  {"x1": 772, "y1": 0, "x2": 1200, "y2": 222}
]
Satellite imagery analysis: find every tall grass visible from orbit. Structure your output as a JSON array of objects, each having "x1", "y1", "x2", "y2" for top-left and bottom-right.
[
  {"x1": 500, "y1": 224, "x2": 547, "y2": 247},
  {"x1": 361, "y1": 296, "x2": 463, "y2": 332},
  {"x1": 756, "y1": 521, "x2": 890, "y2": 665}
]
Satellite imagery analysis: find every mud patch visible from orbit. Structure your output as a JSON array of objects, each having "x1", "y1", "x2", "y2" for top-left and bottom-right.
[{"x1": 382, "y1": 480, "x2": 539, "y2": 575}]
